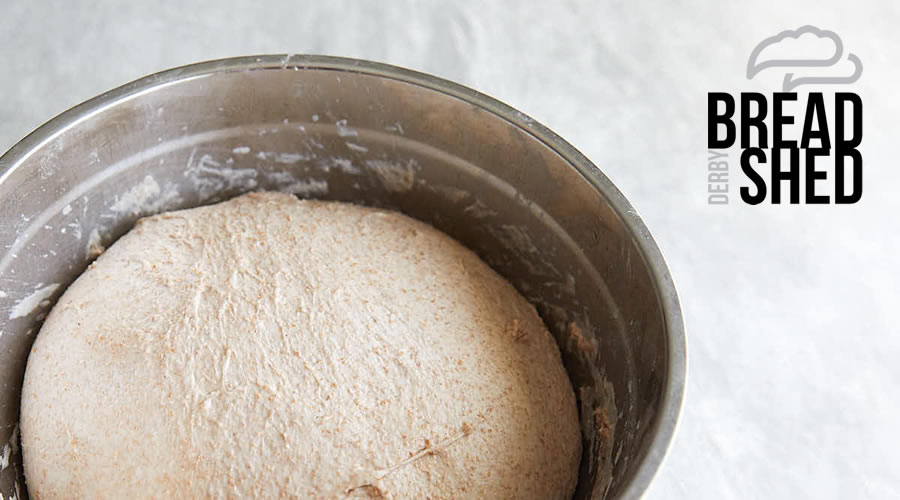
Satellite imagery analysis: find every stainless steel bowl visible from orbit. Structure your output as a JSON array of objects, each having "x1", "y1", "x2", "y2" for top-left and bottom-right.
[{"x1": 0, "y1": 55, "x2": 685, "y2": 499}]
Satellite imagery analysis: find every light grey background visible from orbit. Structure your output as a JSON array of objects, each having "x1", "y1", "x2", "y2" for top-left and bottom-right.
[{"x1": 2, "y1": 1, "x2": 898, "y2": 498}]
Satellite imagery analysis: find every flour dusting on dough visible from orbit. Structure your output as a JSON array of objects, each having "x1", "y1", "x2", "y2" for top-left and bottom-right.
[{"x1": 21, "y1": 193, "x2": 580, "y2": 499}]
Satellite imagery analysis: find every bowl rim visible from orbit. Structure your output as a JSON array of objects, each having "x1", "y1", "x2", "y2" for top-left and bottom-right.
[{"x1": 0, "y1": 54, "x2": 686, "y2": 499}]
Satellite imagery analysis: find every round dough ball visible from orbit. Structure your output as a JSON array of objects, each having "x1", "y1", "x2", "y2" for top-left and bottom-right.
[{"x1": 21, "y1": 192, "x2": 580, "y2": 499}]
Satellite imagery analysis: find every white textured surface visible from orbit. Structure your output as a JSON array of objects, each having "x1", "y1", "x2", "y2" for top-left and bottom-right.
[{"x1": 1, "y1": 1, "x2": 898, "y2": 498}]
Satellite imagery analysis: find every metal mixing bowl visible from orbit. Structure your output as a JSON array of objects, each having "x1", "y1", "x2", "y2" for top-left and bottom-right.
[{"x1": 0, "y1": 55, "x2": 684, "y2": 499}]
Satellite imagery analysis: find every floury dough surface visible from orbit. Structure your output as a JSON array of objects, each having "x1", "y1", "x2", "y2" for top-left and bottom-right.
[{"x1": 20, "y1": 192, "x2": 581, "y2": 499}]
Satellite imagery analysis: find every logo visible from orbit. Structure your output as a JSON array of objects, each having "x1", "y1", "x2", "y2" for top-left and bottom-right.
[{"x1": 707, "y1": 26, "x2": 863, "y2": 205}]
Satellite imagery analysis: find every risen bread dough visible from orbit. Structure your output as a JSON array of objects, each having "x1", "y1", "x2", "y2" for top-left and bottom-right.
[{"x1": 21, "y1": 192, "x2": 581, "y2": 499}]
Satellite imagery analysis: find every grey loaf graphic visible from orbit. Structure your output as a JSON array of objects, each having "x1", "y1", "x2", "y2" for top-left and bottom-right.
[{"x1": 747, "y1": 25, "x2": 862, "y2": 91}]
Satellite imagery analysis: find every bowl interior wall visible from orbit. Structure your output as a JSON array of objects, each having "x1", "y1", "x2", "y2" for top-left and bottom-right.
[{"x1": 0, "y1": 66, "x2": 668, "y2": 499}]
